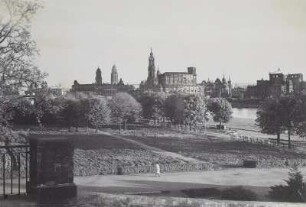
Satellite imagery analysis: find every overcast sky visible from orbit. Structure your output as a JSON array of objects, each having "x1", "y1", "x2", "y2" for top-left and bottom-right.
[{"x1": 31, "y1": 0, "x2": 306, "y2": 88}]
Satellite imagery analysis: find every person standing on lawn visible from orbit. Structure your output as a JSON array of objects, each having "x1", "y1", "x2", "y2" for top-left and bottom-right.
[{"x1": 155, "y1": 163, "x2": 161, "y2": 177}]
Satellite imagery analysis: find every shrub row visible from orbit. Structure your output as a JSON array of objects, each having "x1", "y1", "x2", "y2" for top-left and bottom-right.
[
  {"x1": 183, "y1": 152, "x2": 306, "y2": 169},
  {"x1": 73, "y1": 148, "x2": 214, "y2": 176},
  {"x1": 74, "y1": 162, "x2": 214, "y2": 176}
]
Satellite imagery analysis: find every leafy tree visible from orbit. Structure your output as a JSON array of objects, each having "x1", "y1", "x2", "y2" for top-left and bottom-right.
[
  {"x1": 164, "y1": 94, "x2": 185, "y2": 124},
  {"x1": 293, "y1": 95, "x2": 306, "y2": 138},
  {"x1": 277, "y1": 96, "x2": 298, "y2": 148},
  {"x1": 0, "y1": 0, "x2": 46, "y2": 92},
  {"x1": 32, "y1": 87, "x2": 62, "y2": 127},
  {"x1": 256, "y1": 96, "x2": 303, "y2": 148},
  {"x1": 0, "y1": 0, "x2": 44, "y2": 168},
  {"x1": 183, "y1": 95, "x2": 209, "y2": 130},
  {"x1": 207, "y1": 98, "x2": 233, "y2": 128},
  {"x1": 256, "y1": 98, "x2": 282, "y2": 144},
  {"x1": 110, "y1": 92, "x2": 142, "y2": 129},
  {"x1": 88, "y1": 97, "x2": 111, "y2": 132},
  {"x1": 9, "y1": 97, "x2": 36, "y2": 125},
  {"x1": 59, "y1": 98, "x2": 81, "y2": 131},
  {"x1": 139, "y1": 94, "x2": 165, "y2": 123}
]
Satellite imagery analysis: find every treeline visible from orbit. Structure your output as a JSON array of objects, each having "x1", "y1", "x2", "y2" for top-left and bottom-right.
[
  {"x1": 256, "y1": 95, "x2": 306, "y2": 148},
  {"x1": 6, "y1": 89, "x2": 233, "y2": 131},
  {"x1": 9, "y1": 91, "x2": 141, "y2": 131},
  {"x1": 138, "y1": 93, "x2": 233, "y2": 129}
]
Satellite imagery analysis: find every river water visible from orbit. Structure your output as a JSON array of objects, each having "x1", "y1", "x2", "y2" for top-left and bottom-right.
[
  {"x1": 232, "y1": 108, "x2": 257, "y2": 120},
  {"x1": 227, "y1": 108, "x2": 258, "y2": 131}
]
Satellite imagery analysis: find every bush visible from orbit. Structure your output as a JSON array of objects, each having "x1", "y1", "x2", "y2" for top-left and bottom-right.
[
  {"x1": 243, "y1": 160, "x2": 257, "y2": 168},
  {"x1": 181, "y1": 188, "x2": 221, "y2": 198},
  {"x1": 221, "y1": 186, "x2": 257, "y2": 201},
  {"x1": 269, "y1": 166, "x2": 306, "y2": 202}
]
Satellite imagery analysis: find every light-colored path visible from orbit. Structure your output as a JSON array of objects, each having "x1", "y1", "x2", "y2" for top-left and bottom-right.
[{"x1": 75, "y1": 167, "x2": 306, "y2": 195}]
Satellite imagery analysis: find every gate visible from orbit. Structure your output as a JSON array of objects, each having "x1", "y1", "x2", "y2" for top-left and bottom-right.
[{"x1": 0, "y1": 145, "x2": 30, "y2": 199}]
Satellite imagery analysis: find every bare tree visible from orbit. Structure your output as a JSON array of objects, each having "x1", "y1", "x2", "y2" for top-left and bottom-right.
[
  {"x1": 0, "y1": 0, "x2": 46, "y2": 93},
  {"x1": 0, "y1": 0, "x2": 44, "y2": 167}
]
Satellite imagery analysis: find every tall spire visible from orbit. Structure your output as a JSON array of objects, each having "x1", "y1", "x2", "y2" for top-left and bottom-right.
[
  {"x1": 111, "y1": 64, "x2": 118, "y2": 85},
  {"x1": 95, "y1": 67, "x2": 102, "y2": 85},
  {"x1": 147, "y1": 49, "x2": 156, "y2": 86}
]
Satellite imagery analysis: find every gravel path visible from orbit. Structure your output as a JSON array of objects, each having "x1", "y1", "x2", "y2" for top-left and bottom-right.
[{"x1": 76, "y1": 167, "x2": 306, "y2": 198}]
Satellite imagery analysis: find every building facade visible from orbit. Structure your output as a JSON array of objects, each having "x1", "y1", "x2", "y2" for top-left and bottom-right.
[
  {"x1": 200, "y1": 77, "x2": 232, "y2": 98},
  {"x1": 71, "y1": 66, "x2": 133, "y2": 97},
  {"x1": 245, "y1": 69, "x2": 306, "y2": 100},
  {"x1": 141, "y1": 50, "x2": 200, "y2": 95}
]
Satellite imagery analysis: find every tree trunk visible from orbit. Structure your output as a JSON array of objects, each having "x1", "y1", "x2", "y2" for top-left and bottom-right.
[
  {"x1": 36, "y1": 116, "x2": 43, "y2": 129},
  {"x1": 86, "y1": 120, "x2": 89, "y2": 132},
  {"x1": 277, "y1": 132, "x2": 280, "y2": 145},
  {"x1": 288, "y1": 128, "x2": 291, "y2": 149}
]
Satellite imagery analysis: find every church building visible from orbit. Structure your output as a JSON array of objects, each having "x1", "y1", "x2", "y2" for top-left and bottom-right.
[
  {"x1": 140, "y1": 49, "x2": 200, "y2": 95},
  {"x1": 71, "y1": 65, "x2": 133, "y2": 97}
]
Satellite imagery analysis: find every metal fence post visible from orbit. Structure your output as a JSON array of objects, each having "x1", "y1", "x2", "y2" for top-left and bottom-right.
[{"x1": 2, "y1": 154, "x2": 6, "y2": 197}]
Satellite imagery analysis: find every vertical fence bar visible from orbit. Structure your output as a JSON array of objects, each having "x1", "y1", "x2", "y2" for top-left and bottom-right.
[
  {"x1": 2, "y1": 154, "x2": 6, "y2": 197},
  {"x1": 18, "y1": 153, "x2": 21, "y2": 195},
  {"x1": 25, "y1": 149, "x2": 28, "y2": 183},
  {"x1": 10, "y1": 155, "x2": 13, "y2": 194}
]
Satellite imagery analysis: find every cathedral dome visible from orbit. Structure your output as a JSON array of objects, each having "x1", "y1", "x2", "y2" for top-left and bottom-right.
[{"x1": 215, "y1": 78, "x2": 221, "y2": 84}]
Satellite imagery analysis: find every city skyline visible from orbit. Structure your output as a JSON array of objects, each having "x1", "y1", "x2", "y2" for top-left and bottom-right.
[{"x1": 31, "y1": 0, "x2": 306, "y2": 88}]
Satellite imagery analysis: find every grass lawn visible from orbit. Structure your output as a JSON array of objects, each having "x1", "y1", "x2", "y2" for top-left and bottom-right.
[{"x1": 123, "y1": 129, "x2": 306, "y2": 168}]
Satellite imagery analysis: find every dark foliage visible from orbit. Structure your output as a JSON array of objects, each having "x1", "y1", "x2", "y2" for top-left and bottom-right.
[
  {"x1": 220, "y1": 186, "x2": 257, "y2": 201},
  {"x1": 269, "y1": 166, "x2": 306, "y2": 202}
]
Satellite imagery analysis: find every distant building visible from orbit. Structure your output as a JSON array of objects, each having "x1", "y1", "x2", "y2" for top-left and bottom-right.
[
  {"x1": 245, "y1": 69, "x2": 306, "y2": 100},
  {"x1": 71, "y1": 66, "x2": 134, "y2": 97},
  {"x1": 141, "y1": 49, "x2": 200, "y2": 95},
  {"x1": 95, "y1": 67, "x2": 102, "y2": 85},
  {"x1": 111, "y1": 65, "x2": 119, "y2": 85},
  {"x1": 25, "y1": 81, "x2": 65, "y2": 98},
  {"x1": 231, "y1": 86, "x2": 246, "y2": 99},
  {"x1": 200, "y1": 76, "x2": 232, "y2": 98}
]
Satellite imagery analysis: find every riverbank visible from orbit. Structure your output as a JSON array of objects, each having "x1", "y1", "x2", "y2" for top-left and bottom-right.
[{"x1": 229, "y1": 99, "x2": 261, "y2": 108}]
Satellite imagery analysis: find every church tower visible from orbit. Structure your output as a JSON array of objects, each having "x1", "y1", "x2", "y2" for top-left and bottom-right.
[
  {"x1": 228, "y1": 76, "x2": 232, "y2": 98},
  {"x1": 95, "y1": 67, "x2": 102, "y2": 85},
  {"x1": 147, "y1": 48, "x2": 156, "y2": 86},
  {"x1": 111, "y1": 65, "x2": 118, "y2": 85}
]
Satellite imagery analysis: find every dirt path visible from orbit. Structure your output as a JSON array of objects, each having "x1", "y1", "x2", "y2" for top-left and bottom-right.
[
  {"x1": 99, "y1": 131, "x2": 203, "y2": 163},
  {"x1": 75, "y1": 167, "x2": 306, "y2": 197}
]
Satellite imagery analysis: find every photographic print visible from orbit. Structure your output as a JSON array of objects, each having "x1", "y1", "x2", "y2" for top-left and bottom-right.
[{"x1": 0, "y1": 0, "x2": 306, "y2": 206}]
